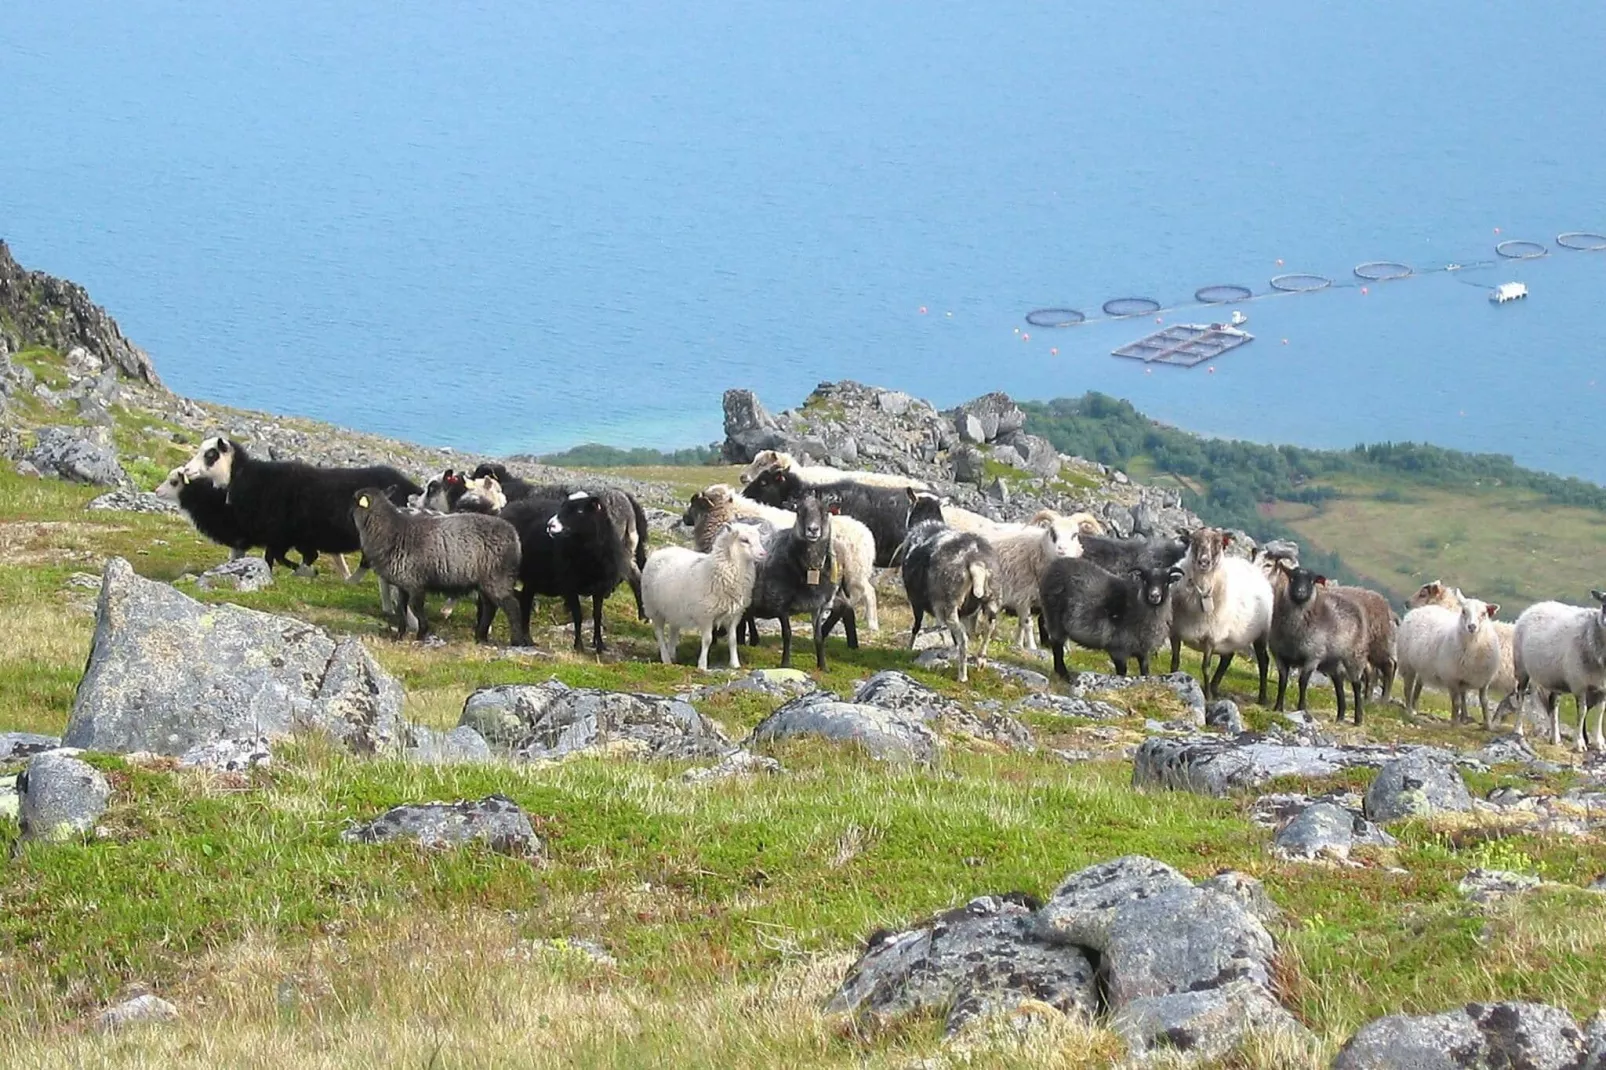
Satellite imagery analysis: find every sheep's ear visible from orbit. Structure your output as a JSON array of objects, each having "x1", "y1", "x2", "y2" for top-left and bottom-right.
[
  {"x1": 1486, "y1": 603, "x2": 1499, "y2": 618},
  {"x1": 906, "y1": 487, "x2": 920, "y2": 504},
  {"x1": 1129, "y1": 567, "x2": 1145, "y2": 581},
  {"x1": 1315, "y1": 575, "x2": 1328, "y2": 585},
  {"x1": 1218, "y1": 531, "x2": 1232, "y2": 548},
  {"x1": 1592, "y1": 589, "x2": 1606, "y2": 604},
  {"x1": 1167, "y1": 567, "x2": 1185, "y2": 583}
]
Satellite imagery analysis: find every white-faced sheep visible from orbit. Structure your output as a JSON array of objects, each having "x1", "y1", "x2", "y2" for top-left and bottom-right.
[
  {"x1": 177, "y1": 437, "x2": 421, "y2": 577},
  {"x1": 1267, "y1": 563, "x2": 1370, "y2": 724},
  {"x1": 737, "y1": 449, "x2": 929, "y2": 491},
  {"x1": 1512, "y1": 591, "x2": 1606, "y2": 752},
  {"x1": 1039, "y1": 556, "x2": 1184, "y2": 680},
  {"x1": 1167, "y1": 528, "x2": 1274, "y2": 703},
  {"x1": 901, "y1": 491, "x2": 1001, "y2": 683},
  {"x1": 1396, "y1": 591, "x2": 1503, "y2": 726},
  {"x1": 642, "y1": 523, "x2": 768, "y2": 671},
  {"x1": 1410, "y1": 580, "x2": 1517, "y2": 699},
  {"x1": 422, "y1": 469, "x2": 506, "y2": 515},
  {"x1": 349, "y1": 487, "x2": 528, "y2": 645},
  {"x1": 986, "y1": 510, "x2": 1084, "y2": 651},
  {"x1": 687, "y1": 483, "x2": 879, "y2": 631}
]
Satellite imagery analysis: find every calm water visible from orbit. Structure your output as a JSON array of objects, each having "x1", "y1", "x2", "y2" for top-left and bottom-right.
[{"x1": 5, "y1": 4, "x2": 1605, "y2": 476}]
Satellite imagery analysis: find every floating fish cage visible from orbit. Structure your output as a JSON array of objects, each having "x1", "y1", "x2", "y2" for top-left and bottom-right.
[{"x1": 1111, "y1": 323, "x2": 1254, "y2": 368}]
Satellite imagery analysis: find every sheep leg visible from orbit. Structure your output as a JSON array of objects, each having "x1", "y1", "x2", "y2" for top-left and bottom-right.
[
  {"x1": 1208, "y1": 651, "x2": 1235, "y2": 702},
  {"x1": 294, "y1": 549, "x2": 319, "y2": 579},
  {"x1": 1273, "y1": 661, "x2": 1290, "y2": 712},
  {"x1": 501, "y1": 592, "x2": 531, "y2": 647},
  {"x1": 810, "y1": 607, "x2": 826, "y2": 671},
  {"x1": 778, "y1": 614, "x2": 794, "y2": 669},
  {"x1": 1016, "y1": 607, "x2": 1034, "y2": 651},
  {"x1": 1575, "y1": 694, "x2": 1590, "y2": 754},
  {"x1": 725, "y1": 613, "x2": 743, "y2": 670},
  {"x1": 1169, "y1": 634, "x2": 1183, "y2": 675},
  {"x1": 976, "y1": 610, "x2": 999, "y2": 663},
  {"x1": 1253, "y1": 637, "x2": 1270, "y2": 707},
  {"x1": 407, "y1": 590, "x2": 429, "y2": 641},
  {"x1": 1296, "y1": 668, "x2": 1312, "y2": 712},
  {"x1": 1051, "y1": 640, "x2": 1070, "y2": 682},
  {"x1": 838, "y1": 599, "x2": 858, "y2": 650},
  {"x1": 947, "y1": 614, "x2": 969, "y2": 683},
  {"x1": 1478, "y1": 686, "x2": 1493, "y2": 731},
  {"x1": 1112, "y1": 657, "x2": 1130, "y2": 677},
  {"x1": 1037, "y1": 613, "x2": 1050, "y2": 649},
  {"x1": 1590, "y1": 693, "x2": 1606, "y2": 752},
  {"x1": 1135, "y1": 653, "x2": 1150, "y2": 676},
  {"x1": 652, "y1": 622, "x2": 671, "y2": 664},
  {"x1": 628, "y1": 569, "x2": 646, "y2": 621},
  {"x1": 473, "y1": 594, "x2": 496, "y2": 643},
  {"x1": 228, "y1": 547, "x2": 246, "y2": 561},
  {"x1": 344, "y1": 555, "x2": 369, "y2": 584},
  {"x1": 696, "y1": 624, "x2": 715, "y2": 672},
  {"x1": 1332, "y1": 672, "x2": 1346, "y2": 723},
  {"x1": 846, "y1": 575, "x2": 879, "y2": 632},
  {"x1": 908, "y1": 609, "x2": 925, "y2": 651},
  {"x1": 1379, "y1": 659, "x2": 1397, "y2": 704},
  {"x1": 331, "y1": 553, "x2": 353, "y2": 580},
  {"x1": 1541, "y1": 690, "x2": 1560, "y2": 747},
  {"x1": 517, "y1": 587, "x2": 537, "y2": 637},
  {"x1": 1403, "y1": 672, "x2": 1420, "y2": 715}
]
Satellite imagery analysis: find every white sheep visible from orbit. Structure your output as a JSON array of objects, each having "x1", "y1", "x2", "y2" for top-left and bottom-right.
[
  {"x1": 1397, "y1": 591, "x2": 1503, "y2": 727},
  {"x1": 1168, "y1": 528, "x2": 1274, "y2": 703},
  {"x1": 1408, "y1": 580, "x2": 1516, "y2": 697},
  {"x1": 1512, "y1": 592, "x2": 1606, "y2": 751},
  {"x1": 986, "y1": 510, "x2": 1084, "y2": 649},
  {"x1": 737, "y1": 449, "x2": 928, "y2": 490},
  {"x1": 642, "y1": 523, "x2": 768, "y2": 671},
  {"x1": 684, "y1": 483, "x2": 880, "y2": 631}
]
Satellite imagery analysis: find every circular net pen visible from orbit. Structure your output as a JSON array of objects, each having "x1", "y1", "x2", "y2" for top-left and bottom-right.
[
  {"x1": 1354, "y1": 261, "x2": 1413, "y2": 281},
  {"x1": 1102, "y1": 296, "x2": 1162, "y2": 318},
  {"x1": 1195, "y1": 284, "x2": 1253, "y2": 304},
  {"x1": 1558, "y1": 232, "x2": 1606, "y2": 251},
  {"x1": 1496, "y1": 239, "x2": 1548, "y2": 259},
  {"x1": 1269, "y1": 273, "x2": 1332, "y2": 293},
  {"x1": 1025, "y1": 307, "x2": 1085, "y2": 328}
]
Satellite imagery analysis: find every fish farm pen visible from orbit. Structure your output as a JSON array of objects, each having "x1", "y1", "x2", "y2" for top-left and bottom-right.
[{"x1": 1111, "y1": 323, "x2": 1254, "y2": 368}]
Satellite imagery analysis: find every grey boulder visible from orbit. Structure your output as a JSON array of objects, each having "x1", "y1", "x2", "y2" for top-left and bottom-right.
[
  {"x1": 26, "y1": 425, "x2": 127, "y2": 485},
  {"x1": 95, "y1": 994, "x2": 178, "y2": 1031},
  {"x1": 18, "y1": 752, "x2": 111, "y2": 841},
  {"x1": 825, "y1": 893, "x2": 1098, "y2": 1035},
  {"x1": 196, "y1": 556, "x2": 273, "y2": 592},
  {"x1": 0, "y1": 732, "x2": 62, "y2": 761},
  {"x1": 749, "y1": 695, "x2": 938, "y2": 763},
  {"x1": 177, "y1": 736, "x2": 273, "y2": 772},
  {"x1": 342, "y1": 794, "x2": 540, "y2": 855},
  {"x1": 1070, "y1": 670, "x2": 1206, "y2": 717},
  {"x1": 1333, "y1": 1001, "x2": 1599, "y2": 1070},
  {"x1": 1206, "y1": 699, "x2": 1245, "y2": 735},
  {"x1": 65, "y1": 558, "x2": 406, "y2": 756},
  {"x1": 1274, "y1": 802, "x2": 1395, "y2": 860},
  {"x1": 1134, "y1": 735, "x2": 1455, "y2": 797},
  {"x1": 86, "y1": 488, "x2": 179, "y2": 515},
  {"x1": 1364, "y1": 754, "x2": 1472, "y2": 822},
  {"x1": 850, "y1": 670, "x2": 1032, "y2": 750},
  {"x1": 460, "y1": 680, "x2": 731, "y2": 761},
  {"x1": 406, "y1": 725, "x2": 494, "y2": 765},
  {"x1": 682, "y1": 748, "x2": 783, "y2": 783}
]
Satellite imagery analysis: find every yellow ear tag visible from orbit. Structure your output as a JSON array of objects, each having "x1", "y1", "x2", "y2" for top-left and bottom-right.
[
  {"x1": 829, "y1": 560, "x2": 840, "y2": 584},
  {"x1": 358, "y1": 495, "x2": 370, "y2": 508}
]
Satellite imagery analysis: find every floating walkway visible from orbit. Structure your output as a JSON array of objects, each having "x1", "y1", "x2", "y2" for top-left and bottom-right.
[{"x1": 1111, "y1": 323, "x2": 1253, "y2": 368}]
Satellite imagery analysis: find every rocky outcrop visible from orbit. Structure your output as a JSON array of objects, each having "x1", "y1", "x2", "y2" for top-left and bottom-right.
[
  {"x1": 65, "y1": 558, "x2": 406, "y2": 757},
  {"x1": 1273, "y1": 802, "x2": 1395, "y2": 861},
  {"x1": 341, "y1": 794, "x2": 540, "y2": 855},
  {"x1": 0, "y1": 240, "x2": 162, "y2": 386},
  {"x1": 1363, "y1": 754, "x2": 1472, "y2": 822},
  {"x1": 1332, "y1": 1001, "x2": 1606, "y2": 1070},
  {"x1": 459, "y1": 680, "x2": 731, "y2": 761},
  {"x1": 87, "y1": 487, "x2": 180, "y2": 515},
  {"x1": 1133, "y1": 734, "x2": 1462, "y2": 797},
  {"x1": 0, "y1": 732, "x2": 62, "y2": 761},
  {"x1": 25, "y1": 425, "x2": 128, "y2": 486},
  {"x1": 18, "y1": 752, "x2": 111, "y2": 841},
  {"x1": 405, "y1": 725, "x2": 493, "y2": 765}
]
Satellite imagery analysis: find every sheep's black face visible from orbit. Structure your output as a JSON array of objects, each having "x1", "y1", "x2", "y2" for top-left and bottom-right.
[
  {"x1": 1287, "y1": 568, "x2": 1321, "y2": 605},
  {"x1": 905, "y1": 493, "x2": 943, "y2": 529},
  {"x1": 682, "y1": 494, "x2": 708, "y2": 527},
  {"x1": 1135, "y1": 566, "x2": 1178, "y2": 607},
  {"x1": 795, "y1": 497, "x2": 828, "y2": 542},
  {"x1": 745, "y1": 470, "x2": 787, "y2": 505}
]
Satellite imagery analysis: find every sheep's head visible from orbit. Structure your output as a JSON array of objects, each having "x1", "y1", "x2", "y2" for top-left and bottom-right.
[
  {"x1": 1131, "y1": 565, "x2": 1185, "y2": 607},
  {"x1": 743, "y1": 468, "x2": 793, "y2": 505},
  {"x1": 1185, "y1": 527, "x2": 1231, "y2": 574},
  {"x1": 721, "y1": 523, "x2": 768, "y2": 563},
  {"x1": 794, "y1": 493, "x2": 831, "y2": 543},
  {"x1": 154, "y1": 467, "x2": 186, "y2": 502},
  {"x1": 1408, "y1": 580, "x2": 1455, "y2": 610},
  {"x1": 1456, "y1": 595, "x2": 1496, "y2": 635},
  {"x1": 905, "y1": 489, "x2": 944, "y2": 528},
  {"x1": 1285, "y1": 565, "x2": 1326, "y2": 606},
  {"x1": 351, "y1": 487, "x2": 388, "y2": 522},
  {"x1": 738, "y1": 450, "x2": 788, "y2": 485},
  {"x1": 470, "y1": 462, "x2": 511, "y2": 484},
  {"x1": 547, "y1": 491, "x2": 601, "y2": 536},
  {"x1": 178, "y1": 436, "x2": 235, "y2": 487}
]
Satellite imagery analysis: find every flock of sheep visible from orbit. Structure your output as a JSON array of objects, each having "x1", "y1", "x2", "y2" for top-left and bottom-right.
[{"x1": 156, "y1": 439, "x2": 1606, "y2": 753}]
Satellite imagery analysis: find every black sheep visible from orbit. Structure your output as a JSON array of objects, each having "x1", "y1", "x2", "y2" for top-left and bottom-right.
[
  {"x1": 1077, "y1": 532, "x2": 1188, "y2": 574},
  {"x1": 743, "y1": 467, "x2": 909, "y2": 567},
  {"x1": 1038, "y1": 557, "x2": 1184, "y2": 678},
  {"x1": 177, "y1": 437, "x2": 421, "y2": 573},
  {"x1": 501, "y1": 491, "x2": 625, "y2": 652},
  {"x1": 740, "y1": 494, "x2": 857, "y2": 669}
]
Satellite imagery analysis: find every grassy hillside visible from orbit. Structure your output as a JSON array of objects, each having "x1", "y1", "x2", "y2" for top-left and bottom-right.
[{"x1": 1023, "y1": 394, "x2": 1606, "y2": 611}]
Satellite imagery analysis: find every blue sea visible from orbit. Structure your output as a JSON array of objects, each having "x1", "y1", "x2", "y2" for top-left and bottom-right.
[{"x1": 5, "y1": 3, "x2": 1605, "y2": 476}]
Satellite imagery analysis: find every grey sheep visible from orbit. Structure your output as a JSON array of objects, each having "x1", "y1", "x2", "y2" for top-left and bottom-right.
[
  {"x1": 1268, "y1": 562, "x2": 1369, "y2": 724},
  {"x1": 900, "y1": 490, "x2": 1001, "y2": 683},
  {"x1": 1039, "y1": 557, "x2": 1184, "y2": 679},
  {"x1": 350, "y1": 486, "x2": 530, "y2": 646}
]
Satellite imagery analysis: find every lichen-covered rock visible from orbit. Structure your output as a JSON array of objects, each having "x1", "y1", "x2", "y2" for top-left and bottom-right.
[
  {"x1": 177, "y1": 736, "x2": 273, "y2": 772},
  {"x1": 1070, "y1": 670, "x2": 1206, "y2": 717},
  {"x1": 0, "y1": 240, "x2": 163, "y2": 385},
  {"x1": 461, "y1": 680, "x2": 730, "y2": 760},
  {"x1": 1274, "y1": 802, "x2": 1395, "y2": 860},
  {"x1": 64, "y1": 559, "x2": 406, "y2": 756},
  {"x1": 720, "y1": 388, "x2": 785, "y2": 462},
  {"x1": 749, "y1": 695, "x2": 939, "y2": 763},
  {"x1": 1333, "y1": 1001, "x2": 1597, "y2": 1070},
  {"x1": 1458, "y1": 868, "x2": 1545, "y2": 904},
  {"x1": 196, "y1": 556, "x2": 273, "y2": 592},
  {"x1": 825, "y1": 893, "x2": 1098, "y2": 1035},
  {"x1": 1012, "y1": 693, "x2": 1129, "y2": 721},
  {"x1": 1134, "y1": 735, "x2": 1456, "y2": 797},
  {"x1": 1364, "y1": 754, "x2": 1472, "y2": 822},
  {"x1": 406, "y1": 725, "x2": 494, "y2": 765},
  {"x1": 26, "y1": 425, "x2": 127, "y2": 485},
  {"x1": 682, "y1": 748, "x2": 783, "y2": 783},
  {"x1": 18, "y1": 752, "x2": 111, "y2": 841},
  {"x1": 0, "y1": 732, "x2": 62, "y2": 761},
  {"x1": 341, "y1": 794, "x2": 540, "y2": 854},
  {"x1": 1206, "y1": 699, "x2": 1245, "y2": 735},
  {"x1": 850, "y1": 670, "x2": 1032, "y2": 749},
  {"x1": 94, "y1": 994, "x2": 178, "y2": 1031}
]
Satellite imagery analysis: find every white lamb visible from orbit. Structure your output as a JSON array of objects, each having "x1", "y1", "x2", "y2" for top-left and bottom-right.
[
  {"x1": 1408, "y1": 580, "x2": 1516, "y2": 696},
  {"x1": 738, "y1": 449, "x2": 927, "y2": 490},
  {"x1": 1167, "y1": 528, "x2": 1274, "y2": 703},
  {"x1": 1512, "y1": 592, "x2": 1606, "y2": 751},
  {"x1": 987, "y1": 510, "x2": 1084, "y2": 649},
  {"x1": 642, "y1": 523, "x2": 768, "y2": 671},
  {"x1": 1397, "y1": 591, "x2": 1504, "y2": 727}
]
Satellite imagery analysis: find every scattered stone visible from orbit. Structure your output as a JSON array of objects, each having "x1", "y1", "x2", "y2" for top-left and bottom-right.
[
  {"x1": 13, "y1": 459, "x2": 41, "y2": 478},
  {"x1": 65, "y1": 559, "x2": 407, "y2": 757},
  {"x1": 342, "y1": 794, "x2": 540, "y2": 855},
  {"x1": 684, "y1": 668, "x2": 812, "y2": 702},
  {"x1": 985, "y1": 662, "x2": 1050, "y2": 692},
  {"x1": 1333, "y1": 1001, "x2": 1598, "y2": 1070},
  {"x1": 25, "y1": 425, "x2": 127, "y2": 485},
  {"x1": 682, "y1": 748, "x2": 783, "y2": 783},
  {"x1": 86, "y1": 487, "x2": 179, "y2": 514},
  {"x1": 95, "y1": 994, "x2": 178, "y2": 1031},
  {"x1": 1458, "y1": 868, "x2": 1544, "y2": 904},
  {"x1": 405, "y1": 725, "x2": 493, "y2": 765},
  {"x1": 1474, "y1": 734, "x2": 1564, "y2": 775},
  {"x1": 18, "y1": 752, "x2": 111, "y2": 841},
  {"x1": 0, "y1": 732, "x2": 62, "y2": 761},
  {"x1": 1206, "y1": 699, "x2": 1245, "y2": 735},
  {"x1": 518, "y1": 937, "x2": 617, "y2": 968},
  {"x1": 1068, "y1": 670, "x2": 1206, "y2": 717},
  {"x1": 825, "y1": 893, "x2": 1098, "y2": 1035},
  {"x1": 1012, "y1": 693, "x2": 1129, "y2": 721},
  {"x1": 1273, "y1": 802, "x2": 1395, "y2": 861},
  {"x1": 177, "y1": 735, "x2": 273, "y2": 772},
  {"x1": 1364, "y1": 754, "x2": 1473, "y2": 822},
  {"x1": 850, "y1": 671, "x2": 1032, "y2": 749},
  {"x1": 950, "y1": 444, "x2": 986, "y2": 484},
  {"x1": 750, "y1": 693, "x2": 939, "y2": 763},
  {"x1": 1134, "y1": 735, "x2": 1456, "y2": 798},
  {"x1": 459, "y1": 681, "x2": 730, "y2": 761},
  {"x1": 196, "y1": 556, "x2": 273, "y2": 592}
]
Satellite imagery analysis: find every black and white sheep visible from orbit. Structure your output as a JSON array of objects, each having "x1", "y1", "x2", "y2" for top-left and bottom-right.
[
  {"x1": 642, "y1": 523, "x2": 769, "y2": 671},
  {"x1": 177, "y1": 437, "x2": 422, "y2": 576},
  {"x1": 469, "y1": 461, "x2": 538, "y2": 502},
  {"x1": 421, "y1": 469, "x2": 507, "y2": 515},
  {"x1": 739, "y1": 493, "x2": 858, "y2": 669},
  {"x1": 743, "y1": 467, "x2": 918, "y2": 569},
  {"x1": 349, "y1": 487, "x2": 528, "y2": 645},
  {"x1": 1267, "y1": 563, "x2": 1370, "y2": 724},
  {"x1": 155, "y1": 466, "x2": 253, "y2": 561},
  {"x1": 901, "y1": 490, "x2": 1001, "y2": 683},
  {"x1": 1038, "y1": 557, "x2": 1184, "y2": 679},
  {"x1": 499, "y1": 491, "x2": 627, "y2": 652},
  {"x1": 1077, "y1": 531, "x2": 1188, "y2": 575},
  {"x1": 1167, "y1": 527, "x2": 1274, "y2": 703}
]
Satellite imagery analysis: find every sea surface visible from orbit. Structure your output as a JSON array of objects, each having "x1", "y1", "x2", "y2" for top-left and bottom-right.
[{"x1": 5, "y1": 3, "x2": 1605, "y2": 476}]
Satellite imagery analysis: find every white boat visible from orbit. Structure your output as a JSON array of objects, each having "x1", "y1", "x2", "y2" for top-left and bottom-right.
[{"x1": 1491, "y1": 281, "x2": 1528, "y2": 303}]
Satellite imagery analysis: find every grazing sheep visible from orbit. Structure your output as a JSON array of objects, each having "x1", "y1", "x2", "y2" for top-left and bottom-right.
[
  {"x1": 987, "y1": 510, "x2": 1084, "y2": 650},
  {"x1": 1328, "y1": 584, "x2": 1399, "y2": 702},
  {"x1": 737, "y1": 449, "x2": 928, "y2": 490},
  {"x1": 155, "y1": 466, "x2": 252, "y2": 561},
  {"x1": 741, "y1": 494, "x2": 858, "y2": 669},
  {"x1": 349, "y1": 487, "x2": 528, "y2": 645},
  {"x1": 900, "y1": 491, "x2": 1001, "y2": 683},
  {"x1": 642, "y1": 523, "x2": 768, "y2": 671},
  {"x1": 177, "y1": 437, "x2": 421, "y2": 576},
  {"x1": 1512, "y1": 591, "x2": 1606, "y2": 752},
  {"x1": 1039, "y1": 556, "x2": 1184, "y2": 680},
  {"x1": 1410, "y1": 580, "x2": 1517, "y2": 699},
  {"x1": 1397, "y1": 592, "x2": 1503, "y2": 726},
  {"x1": 1267, "y1": 563, "x2": 1370, "y2": 725},
  {"x1": 1167, "y1": 528, "x2": 1274, "y2": 703},
  {"x1": 689, "y1": 483, "x2": 879, "y2": 630},
  {"x1": 497, "y1": 492, "x2": 628, "y2": 652},
  {"x1": 744, "y1": 468, "x2": 911, "y2": 568}
]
